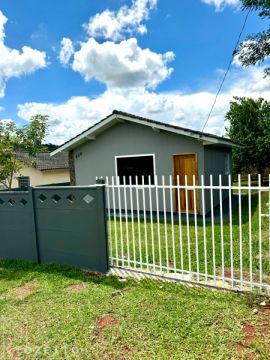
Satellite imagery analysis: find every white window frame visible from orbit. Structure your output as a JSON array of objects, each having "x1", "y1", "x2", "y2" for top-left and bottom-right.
[
  {"x1": 115, "y1": 153, "x2": 156, "y2": 185},
  {"x1": 225, "y1": 153, "x2": 231, "y2": 175}
]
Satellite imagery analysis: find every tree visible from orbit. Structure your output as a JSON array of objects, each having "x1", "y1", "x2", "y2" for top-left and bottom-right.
[
  {"x1": 237, "y1": 1, "x2": 270, "y2": 76},
  {"x1": 226, "y1": 96, "x2": 270, "y2": 176},
  {"x1": 44, "y1": 143, "x2": 58, "y2": 152},
  {"x1": 0, "y1": 115, "x2": 48, "y2": 189}
]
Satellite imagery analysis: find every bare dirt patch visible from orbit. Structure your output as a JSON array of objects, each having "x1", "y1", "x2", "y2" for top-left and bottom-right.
[
  {"x1": 66, "y1": 282, "x2": 87, "y2": 293},
  {"x1": 257, "y1": 301, "x2": 270, "y2": 336},
  {"x1": 235, "y1": 300, "x2": 270, "y2": 358},
  {"x1": 97, "y1": 314, "x2": 118, "y2": 332},
  {"x1": 93, "y1": 314, "x2": 118, "y2": 338},
  {"x1": 13, "y1": 280, "x2": 40, "y2": 299},
  {"x1": 83, "y1": 270, "x2": 102, "y2": 277},
  {"x1": 222, "y1": 268, "x2": 270, "y2": 285},
  {"x1": 242, "y1": 324, "x2": 256, "y2": 342}
]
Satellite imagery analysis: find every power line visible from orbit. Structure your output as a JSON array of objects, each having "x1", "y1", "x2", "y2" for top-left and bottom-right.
[{"x1": 200, "y1": 9, "x2": 251, "y2": 135}]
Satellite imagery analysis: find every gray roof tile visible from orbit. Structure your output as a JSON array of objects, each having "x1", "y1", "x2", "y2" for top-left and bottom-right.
[{"x1": 16, "y1": 152, "x2": 69, "y2": 171}]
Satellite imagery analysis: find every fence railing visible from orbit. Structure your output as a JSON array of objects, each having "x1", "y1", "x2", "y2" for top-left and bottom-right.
[{"x1": 105, "y1": 174, "x2": 270, "y2": 293}]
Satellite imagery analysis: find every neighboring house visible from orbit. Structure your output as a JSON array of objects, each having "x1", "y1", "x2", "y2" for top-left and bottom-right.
[
  {"x1": 52, "y1": 110, "x2": 241, "y2": 214},
  {"x1": 10, "y1": 152, "x2": 70, "y2": 188}
]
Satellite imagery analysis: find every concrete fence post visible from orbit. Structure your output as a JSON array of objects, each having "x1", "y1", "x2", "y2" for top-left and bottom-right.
[
  {"x1": 29, "y1": 187, "x2": 41, "y2": 263},
  {"x1": 96, "y1": 176, "x2": 109, "y2": 271},
  {"x1": 96, "y1": 177, "x2": 105, "y2": 185}
]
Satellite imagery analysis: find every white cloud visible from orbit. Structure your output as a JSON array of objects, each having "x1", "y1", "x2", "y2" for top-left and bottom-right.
[
  {"x1": 0, "y1": 11, "x2": 47, "y2": 98},
  {"x1": 59, "y1": 1, "x2": 172, "y2": 90},
  {"x1": 15, "y1": 88, "x2": 228, "y2": 145},
  {"x1": 17, "y1": 65, "x2": 270, "y2": 145},
  {"x1": 233, "y1": 40, "x2": 270, "y2": 70},
  {"x1": 201, "y1": 0, "x2": 240, "y2": 11},
  {"x1": 44, "y1": 0, "x2": 269, "y2": 145},
  {"x1": 59, "y1": 37, "x2": 74, "y2": 66},
  {"x1": 85, "y1": 0, "x2": 157, "y2": 41},
  {"x1": 232, "y1": 53, "x2": 243, "y2": 68},
  {"x1": 0, "y1": 11, "x2": 7, "y2": 43},
  {"x1": 0, "y1": 118, "x2": 14, "y2": 125},
  {"x1": 69, "y1": 37, "x2": 174, "y2": 89}
]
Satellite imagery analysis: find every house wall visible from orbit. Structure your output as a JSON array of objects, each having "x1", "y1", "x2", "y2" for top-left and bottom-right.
[
  {"x1": 203, "y1": 146, "x2": 232, "y2": 214},
  {"x1": 74, "y1": 123, "x2": 204, "y2": 180},
  {"x1": 11, "y1": 167, "x2": 70, "y2": 188},
  {"x1": 74, "y1": 121, "x2": 205, "y2": 213},
  {"x1": 74, "y1": 121, "x2": 204, "y2": 184},
  {"x1": 72, "y1": 121, "x2": 232, "y2": 215}
]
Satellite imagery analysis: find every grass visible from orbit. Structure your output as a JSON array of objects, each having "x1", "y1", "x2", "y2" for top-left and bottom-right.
[
  {"x1": 109, "y1": 191, "x2": 270, "y2": 286},
  {"x1": 0, "y1": 259, "x2": 269, "y2": 359}
]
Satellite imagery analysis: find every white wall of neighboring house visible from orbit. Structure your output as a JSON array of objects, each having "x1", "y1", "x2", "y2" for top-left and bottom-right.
[{"x1": 11, "y1": 166, "x2": 70, "y2": 188}]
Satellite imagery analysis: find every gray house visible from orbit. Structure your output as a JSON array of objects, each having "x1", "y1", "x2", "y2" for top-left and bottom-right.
[{"x1": 52, "y1": 110, "x2": 240, "y2": 214}]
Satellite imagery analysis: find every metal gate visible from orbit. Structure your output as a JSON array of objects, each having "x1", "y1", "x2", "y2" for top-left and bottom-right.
[{"x1": 106, "y1": 174, "x2": 270, "y2": 293}]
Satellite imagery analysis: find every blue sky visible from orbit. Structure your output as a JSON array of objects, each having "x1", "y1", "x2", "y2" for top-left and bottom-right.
[{"x1": 0, "y1": 0, "x2": 268, "y2": 144}]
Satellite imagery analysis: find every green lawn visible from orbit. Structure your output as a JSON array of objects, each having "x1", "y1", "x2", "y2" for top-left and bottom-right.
[
  {"x1": 109, "y1": 191, "x2": 270, "y2": 287},
  {"x1": 0, "y1": 260, "x2": 269, "y2": 359}
]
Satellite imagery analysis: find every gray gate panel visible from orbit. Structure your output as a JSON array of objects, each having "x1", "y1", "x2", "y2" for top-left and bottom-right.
[
  {"x1": 0, "y1": 192, "x2": 38, "y2": 261},
  {"x1": 34, "y1": 187, "x2": 108, "y2": 273}
]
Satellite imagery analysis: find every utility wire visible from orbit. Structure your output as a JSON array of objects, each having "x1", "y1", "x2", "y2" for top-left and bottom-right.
[{"x1": 200, "y1": 9, "x2": 251, "y2": 135}]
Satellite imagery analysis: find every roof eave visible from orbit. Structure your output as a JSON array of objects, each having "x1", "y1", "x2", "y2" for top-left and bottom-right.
[
  {"x1": 51, "y1": 113, "x2": 117, "y2": 156},
  {"x1": 40, "y1": 167, "x2": 69, "y2": 171},
  {"x1": 202, "y1": 139, "x2": 243, "y2": 148},
  {"x1": 117, "y1": 114, "x2": 239, "y2": 147},
  {"x1": 51, "y1": 112, "x2": 239, "y2": 155}
]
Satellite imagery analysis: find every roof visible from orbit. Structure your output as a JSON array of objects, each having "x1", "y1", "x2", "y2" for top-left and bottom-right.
[
  {"x1": 51, "y1": 110, "x2": 242, "y2": 155},
  {"x1": 17, "y1": 152, "x2": 69, "y2": 171}
]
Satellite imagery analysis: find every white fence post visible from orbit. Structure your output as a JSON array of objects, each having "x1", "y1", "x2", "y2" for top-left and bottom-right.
[{"x1": 258, "y1": 174, "x2": 262, "y2": 290}]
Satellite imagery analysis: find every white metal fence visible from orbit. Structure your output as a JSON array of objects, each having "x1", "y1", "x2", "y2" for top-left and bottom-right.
[{"x1": 104, "y1": 174, "x2": 270, "y2": 293}]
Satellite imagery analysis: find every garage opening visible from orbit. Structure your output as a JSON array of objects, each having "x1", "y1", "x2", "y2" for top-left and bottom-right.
[{"x1": 116, "y1": 154, "x2": 155, "y2": 185}]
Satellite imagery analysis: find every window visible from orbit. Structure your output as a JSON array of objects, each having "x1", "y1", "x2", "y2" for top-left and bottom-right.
[
  {"x1": 18, "y1": 176, "x2": 30, "y2": 188},
  {"x1": 116, "y1": 155, "x2": 155, "y2": 185},
  {"x1": 225, "y1": 153, "x2": 230, "y2": 175}
]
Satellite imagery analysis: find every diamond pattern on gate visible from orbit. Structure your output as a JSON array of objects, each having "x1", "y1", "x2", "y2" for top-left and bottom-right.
[
  {"x1": 8, "y1": 199, "x2": 15, "y2": 206},
  {"x1": 52, "y1": 194, "x2": 61, "y2": 203},
  {"x1": 83, "y1": 194, "x2": 94, "y2": 204},
  {"x1": 38, "y1": 194, "x2": 47, "y2": 203},
  {"x1": 67, "y1": 194, "x2": 76, "y2": 203},
  {"x1": 20, "y1": 198, "x2": 28, "y2": 206}
]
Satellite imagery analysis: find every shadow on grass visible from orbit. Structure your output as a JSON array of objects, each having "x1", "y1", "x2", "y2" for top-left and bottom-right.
[
  {"x1": 111, "y1": 193, "x2": 260, "y2": 230},
  {"x1": 110, "y1": 192, "x2": 261, "y2": 227},
  {"x1": 0, "y1": 259, "x2": 125, "y2": 290},
  {"x1": 111, "y1": 271, "x2": 258, "y2": 306},
  {"x1": 0, "y1": 259, "x2": 210, "y2": 298},
  {"x1": 0, "y1": 259, "x2": 263, "y2": 312}
]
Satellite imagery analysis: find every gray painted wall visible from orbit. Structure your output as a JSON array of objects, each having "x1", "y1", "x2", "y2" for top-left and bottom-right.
[
  {"x1": 204, "y1": 146, "x2": 232, "y2": 213},
  {"x1": 0, "y1": 187, "x2": 108, "y2": 273},
  {"x1": 74, "y1": 121, "x2": 204, "y2": 184},
  {"x1": 73, "y1": 121, "x2": 232, "y2": 215}
]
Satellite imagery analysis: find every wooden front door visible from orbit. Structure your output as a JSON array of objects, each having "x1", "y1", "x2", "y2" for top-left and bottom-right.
[{"x1": 173, "y1": 154, "x2": 198, "y2": 212}]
